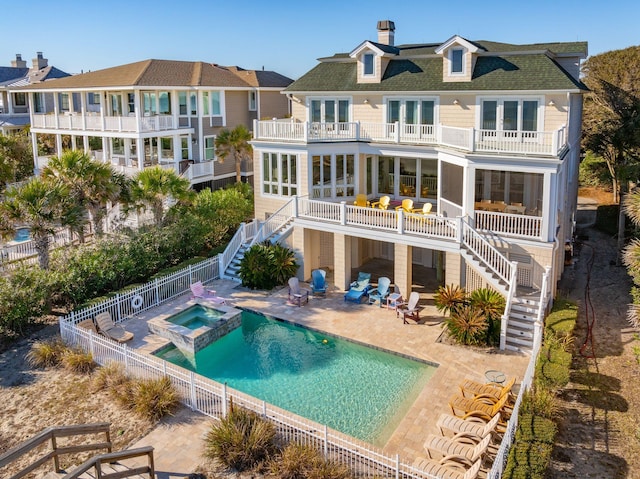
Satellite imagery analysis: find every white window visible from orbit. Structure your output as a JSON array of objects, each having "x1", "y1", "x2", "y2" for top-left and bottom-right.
[
  {"x1": 179, "y1": 91, "x2": 188, "y2": 115},
  {"x1": 202, "y1": 92, "x2": 210, "y2": 116},
  {"x1": 59, "y1": 93, "x2": 70, "y2": 111},
  {"x1": 181, "y1": 137, "x2": 189, "y2": 159},
  {"x1": 262, "y1": 152, "x2": 298, "y2": 196},
  {"x1": 211, "y1": 91, "x2": 221, "y2": 116},
  {"x1": 311, "y1": 153, "x2": 355, "y2": 198},
  {"x1": 309, "y1": 98, "x2": 350, "y2": 123},
  {"x1": 33, "y1": 92, "x2": 45, "y2": 113},
  {"x1": 480, "y1": 98, "x2": 541, "y2": 132},
  {"x1": 249, "y1": 91, "x2": 257, "y2": 111},
  {"x1": 190, "y1": 92, "x2": 197, "y2": 115},
  {"x1": 450, "y1": 48, "x2": 464, "y2": 75},
  {"x1": 87, "y1": 92, "x2": 100, "y2": 105},
  {"x1": 204, "y1": 136, "x2": 216, "y2": 160},
  {"x1": 363, "y1": 53, "x2": 375, "y2": 76}
]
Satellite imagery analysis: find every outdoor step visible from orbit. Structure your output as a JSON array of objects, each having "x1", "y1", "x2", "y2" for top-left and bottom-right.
[
  {"x1": 511, "y1": 304, "x2": 539, "y2": 315},
  {"x1": 505, "y1": 335, "x2": 534, "y2": 348},
  {"x1": 508, "y1": 316, "x2": 535, "y2": 329},
  {"x1": 506, "y1": 326, "x2": 534, "y2": 339},
  {"x1": 513, "y1": 297, "x2": 541, "y2": 307},
  {"x1": 505, "y1": 343, "x2": 532, "y2": 354},
  {"x1": 509, "y1": 311, "x2": 537, "y2": 322}
]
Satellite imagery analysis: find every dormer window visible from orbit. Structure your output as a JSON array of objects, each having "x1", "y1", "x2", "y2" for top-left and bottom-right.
[
  {"x1": 450, "y1": 48, "x2": 464, "y2": 74},
  {"x1": 363, "y1": 53, "x2": 375, "y2": 76}
]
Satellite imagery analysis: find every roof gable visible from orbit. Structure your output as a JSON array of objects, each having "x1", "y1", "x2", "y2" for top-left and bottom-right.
[
  {"x1": 349, "y1": 40, "x2": 399, "y2": 58},
  {"x1": 435, "y1": 35, "x2": 481, "y2": 54}
]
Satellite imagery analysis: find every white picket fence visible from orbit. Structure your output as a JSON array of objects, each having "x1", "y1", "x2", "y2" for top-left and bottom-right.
[{"x1": 56, "y1": 235, "x2": 543, "y2": 479}]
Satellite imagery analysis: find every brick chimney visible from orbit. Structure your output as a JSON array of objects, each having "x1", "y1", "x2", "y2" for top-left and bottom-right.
[
  {"x1": 377, "y1": 20, "x2": 395, "y2": 46},
  {"x1": 32, "y1": 52, "x2": 48, "y2": 70},
  {"x1": 11, "y1": 54, "x2": 27, "y2": 68}
]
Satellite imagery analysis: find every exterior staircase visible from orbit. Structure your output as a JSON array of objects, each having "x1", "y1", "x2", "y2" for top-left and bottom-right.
[{"x1": 504, "y1": 295, "x2": 541, "y2": 353}]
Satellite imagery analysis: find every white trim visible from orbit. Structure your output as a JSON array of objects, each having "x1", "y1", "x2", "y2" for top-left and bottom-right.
[
  {"x1": 362, "y1": 53, "x2": 375, "y2": 77},
  {"x1": 475, "y1": 95, "x2": 544, "y2": 131},
  {"x1": 435, "y1": 35, "x2": 480, "y2": 54},
  {"x1": 449, "y1": 48, "x2": 466, "y2": 76},
  {"x1": 349, "y1": 41, "x2": 395, "y2": 58},
  {"x1": 248, "y1": 91, "x2": 257, "y2": 111}
]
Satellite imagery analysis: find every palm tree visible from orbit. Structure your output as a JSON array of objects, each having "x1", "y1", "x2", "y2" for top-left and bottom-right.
[
  {"x1": 214, "y1": 125, "x2": 253, "y2": 184},
  {"x1": 41, "y1": 150, "x2": 125, "y2": 238},
  {"x1": 0, "y1": 177, "x2": 69, "y2": 269},
  {"x1": 129, "y1": 166, "x2": 193, "y2": 226}
]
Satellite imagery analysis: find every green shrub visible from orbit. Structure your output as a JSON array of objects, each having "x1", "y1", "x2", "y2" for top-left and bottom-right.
[
  {"x1": 520, "y1": 388, "x2": 559, "y2": 420},
  {"x1": 61, "y1": 348, "x2": 96, "y2": 374},
  {"x1": 503, "y1": 440, "x2": 554, "y2": 479},
  {"x1": 239, "y1": 243, "x2": 299, "y2": 290},
  {"x1": 444, "y1": 304, "x2": 488, "y2": 345},
  {"x1": 0, "y1": 266, "x2": 57, "y2": 337},
  {"x1": 270, "y1": 443, "x2": 351, "y2": 479},
  {"x1": 26, "y1": 337, "x2": 67, "y2": 368},
  {"x1": 515, "y1": 413, "x2": 557, "y2": 443},
  {"x1": 204, "y1": 404, "x2": 276, "y2": 470}
]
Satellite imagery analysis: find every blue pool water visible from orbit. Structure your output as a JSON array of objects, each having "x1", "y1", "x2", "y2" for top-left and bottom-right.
[
  {"x1": 167, "y1": 304, "x2": 224, "y2": 330},
  {"x1": 156, "y1": 310, "x2": 436, "y2": 445},
  {"x1": 14, "y1": 228, "x2": 30, "y2": 243}
]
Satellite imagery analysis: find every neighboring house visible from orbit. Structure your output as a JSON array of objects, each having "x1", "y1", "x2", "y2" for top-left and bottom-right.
[
  {"x1": 19, "y1": 59, "x2": 292, "y2": 189},
  {"x1": 0, "y1": 52, "x2": 70, "y2": 135},
  {"x1": 249, "y1": 20, "x2": 588, "y2": 351}
]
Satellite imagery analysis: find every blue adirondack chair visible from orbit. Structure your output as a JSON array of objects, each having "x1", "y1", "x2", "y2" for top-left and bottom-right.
[
  {"x1": 344, "y1": 272, "x2": 372, "y2": 303},
  {"x1": 368, "y1": 277, "x2": 391, "y2": 307},
  {"x1": 311, "y1": 269, "x2": 327, "y2": 296}
]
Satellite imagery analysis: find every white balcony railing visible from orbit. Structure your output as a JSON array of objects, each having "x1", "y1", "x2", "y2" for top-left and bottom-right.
[
  {"x1": 475, "y1": 210, "x2": 543, "y2": 240},
  {"x1": 32, "y1": 113, "x2": 177, "y2": 133},
  {"x1": 254, "y1": 120, "x2": 568, "y2": 157}
]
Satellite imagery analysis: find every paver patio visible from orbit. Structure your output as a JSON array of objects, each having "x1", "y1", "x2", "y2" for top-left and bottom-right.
[{"x1": 121, "y1": 274, "x2": 529, "y2": 474}]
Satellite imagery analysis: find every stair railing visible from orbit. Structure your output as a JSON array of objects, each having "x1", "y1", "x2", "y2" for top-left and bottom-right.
[
  {"x1": 248, "y1": 196, "x2": 297, "y2": 248},
  {"x1": 460, "y1": 218, "x2": 514, "y2": 286},
  {"x1": 499, "y1": 261, "x2": 519, "y2": 350},
  {"x1": 0, "y1": 423, "x2": 112, "y2": 479},
  {"x1": 532, "y1": 265, "x2": 552, "y2": 351},
  {"x1": 220, "y1": 221, "x2": 251, "y2": 277},
  {"x1": 62, "y1": 446, "x2": 155, "y2": 479}
]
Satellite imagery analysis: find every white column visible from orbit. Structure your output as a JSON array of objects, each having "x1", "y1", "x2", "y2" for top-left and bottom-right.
[
  {"x1": 137, "y1": 138, "x2": 144, "y2": 170},
  {"x1": 55, "y1": 134, "x2": 63, "y2": 157},
  {"x1": 464, "y1": 165, "x2": 475, "y2": 217},
  {"x1": 31, "y1": 132, "x2": 39, "y2": 174},
  {"x1": 541, "y1": 172, "x2": 556, "y2": 242}
]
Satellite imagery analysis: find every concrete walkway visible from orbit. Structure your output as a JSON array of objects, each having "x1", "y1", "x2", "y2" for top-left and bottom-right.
[{"x1": 120, "y1": 276, "x2": 530, "y2": 475}]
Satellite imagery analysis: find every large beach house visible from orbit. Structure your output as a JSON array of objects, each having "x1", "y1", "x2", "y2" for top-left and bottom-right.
[
  {"x1": 0, "y1": 52, "x2": 70, "y2": 135},
  {"x1": 19, "y1": 59, "x2": 292, "y2": 188},
  {"x1": 248, "y1": 21, "x2": 588, "y2": 351}
]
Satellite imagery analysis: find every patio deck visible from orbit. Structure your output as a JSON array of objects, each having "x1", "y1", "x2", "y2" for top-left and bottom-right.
[{"x1": 122, "y1": 272, "x2": 529, "y2": 466}]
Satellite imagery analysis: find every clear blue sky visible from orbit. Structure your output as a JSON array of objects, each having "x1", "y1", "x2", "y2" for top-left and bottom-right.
[{"x1": 3, "y1": 0, "x2": 638, "y2": 80}]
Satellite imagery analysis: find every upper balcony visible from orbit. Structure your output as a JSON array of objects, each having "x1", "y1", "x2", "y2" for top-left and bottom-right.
[
  {"x1": 254, "y1": 120, "x2": 568, "y2": 157},
  {"x1": 31, "y1": 113, "x2": 180, "y2": 134}
]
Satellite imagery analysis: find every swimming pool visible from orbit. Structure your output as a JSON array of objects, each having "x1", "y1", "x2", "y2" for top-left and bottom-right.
[
  {"x1": 156, "y1": 310, "x2": 436, "y2": 446},
  {"x1": 167, "y1": 304, "x2": 225, "y2": 330}
]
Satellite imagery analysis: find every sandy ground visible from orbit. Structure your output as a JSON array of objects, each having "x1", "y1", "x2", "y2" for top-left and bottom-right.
[
  {"x1": 0, "y1": 324, "x2": 156, "y2": 477},
  {"x1": 549, "y1": 198, "x2": 640, "y2": 478}
]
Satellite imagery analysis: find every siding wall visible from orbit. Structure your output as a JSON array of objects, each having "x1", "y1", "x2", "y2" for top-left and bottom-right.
[{"x1": 259, "y1": 91, "x2": 290, "y2": 120}]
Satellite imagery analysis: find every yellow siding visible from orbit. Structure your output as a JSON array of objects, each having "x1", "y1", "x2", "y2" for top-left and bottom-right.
[
  {"x1": 291, "y1": 101, "x2": 306, "y2": 121},
  {"x1": 352, "y1": 95, "x2": 385, "y2": 123},
  {"x1": 543, "y1": 98, "x2": 569, "y2": 131},
  {"x1": 439, "y1": 95, "x2": 477, "y2": 128}
]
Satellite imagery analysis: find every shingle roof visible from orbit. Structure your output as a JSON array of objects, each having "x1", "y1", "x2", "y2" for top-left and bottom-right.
[
  {"x1": 288, "y1": 50, "x2": 587, "y2": 93},
  {"x1": 225, "y1": 66, "x2": 293, "y2": 88},
  {"x1": 0, "y1": 66, "x2": 29, "y2": 85},
  {"x1": 17, "y1": 59, "x2": 258, "y2": 90}
]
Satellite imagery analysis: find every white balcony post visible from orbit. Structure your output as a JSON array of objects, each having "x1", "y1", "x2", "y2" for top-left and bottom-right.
[
  {"x1": 304, "y1": 122, "x2": 309, "y2": 142},
  {"x1": 356, "y1": 121, "x2": 361, "y2": 141},
  {"x1": 293, "y1": 196, "x2": 299, "y2": 218},
  {"x1": 340, "y1": 201, "x2": 347, "y2": 225},
  {"x1": 394, "y1": 121, "x2": 400, "y2": 143},
  {"x1": 253, "y1": 119, "x2": 258, "y2": 139},
  {"x1": 436, "y1": 123, "x2": 442, "y2": 144},
  {"x1": 397, "y1": 210, "x2": 404, "y2": 234},
  {"x1": 552, "y1": 128, "x2": 559, "y2": 155},
  {"x1": 469, "y1": 128, "x2": 475, "y2": 151}
]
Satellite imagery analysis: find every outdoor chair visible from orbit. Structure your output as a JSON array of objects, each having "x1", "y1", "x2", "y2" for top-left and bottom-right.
[
  {"x1": 459, "y1": 376, "x2": 516, "y2": 402},
  {"x1": 395, "y1": 198, "x2": 414, "y2": 213},
  {"x1": 448, "y1": 393, "x2": 510, "y2": 421},
  {"x1": 95, "y1": 311, "x2": 134, "y2": 343},
  {"x1": 353, "y1": 194, "x2": 370, "y2": 207},
  {"x1": 436, "y1": 412, "x2": 502, "y2": 442},
  {"x1": 413, "y1": 457, "x2": 481, "y2": 479},
  {"x1": 412, "y1": 203, "x2": 433, "y2": 215},
  {"x1": 288, "y1": 277, "x2": 310, "y2": 306},
  {"x1": 368, "y1": 276, "x2": 391, "y2": 307},
  {"x1": 311, "y1": 269, "x2": 327, "y2": 296},
  {"x1": 344, "y1": 272, "x2": 372, "y2": 303},
  {"x1": 371, "y1": 195, "x2": 390, "y2": 210},
  {"x1": 190, "y1": 281, "x2": 227, "y2": 305},
  {"x1": 397, "y1": 291, "x2": 421, "y2": 323},
  {"x1": 424, "y1": 433, "x2": 491, "y2": 464}
]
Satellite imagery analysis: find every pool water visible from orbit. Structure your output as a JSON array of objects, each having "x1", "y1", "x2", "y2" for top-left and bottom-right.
[
  {"x1": 156, "y1": 310, "x2": 436, "y2": 446},
  {"x1": 167, "y1": 304, "x2": 224, "y2": 329},
  {"x1": 14, "y1": 228, "x2": 30, "y2": 243}
]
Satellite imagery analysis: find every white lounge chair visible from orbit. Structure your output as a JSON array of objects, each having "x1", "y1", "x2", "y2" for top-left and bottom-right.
[{"x1": 95, "y1": 312, "x2": 134, "y2": 343}]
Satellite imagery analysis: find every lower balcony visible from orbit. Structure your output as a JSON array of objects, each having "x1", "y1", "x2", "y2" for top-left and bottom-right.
[{"x1": 254, "y1": 120, "x2": 567, "y2": 157}]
